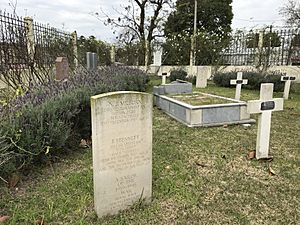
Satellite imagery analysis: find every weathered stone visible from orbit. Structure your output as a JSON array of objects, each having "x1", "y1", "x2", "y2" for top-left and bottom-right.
[
  {"x1": 55, "y1": 57, "x2": 69, "y2": 80},
  {"x1": 91, "y1": 91, "x2": 152, "y2": 218}
]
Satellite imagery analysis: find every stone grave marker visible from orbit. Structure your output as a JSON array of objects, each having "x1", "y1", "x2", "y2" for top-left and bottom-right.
[
  {"x1": 247, "y1": 83, "x2": 283, "y2": 159},
  {"x1": 55, "y1": 57, "x2": 69, "y2": 80},
  {"x1": 281, "y1": 75, "x2": 296, "y2": 99},
  {"x1": 196, "y1": 71, "x2": 207, "y2": 88},
  {"x1": 87, "y1": 52, "x2": 97, "y2": 70},
  {"x1": 159, "y1": 72, "x2": 169, "y2": 85},
  {"x1": 153, "y1": 49, "x2": 162, "y2": 66},
  {"x1": 91, "y1": 91, "x2": 152, "y2": 218},
  {"x1": 230, "y1": 72, "x2": 248, "y2": 100}
]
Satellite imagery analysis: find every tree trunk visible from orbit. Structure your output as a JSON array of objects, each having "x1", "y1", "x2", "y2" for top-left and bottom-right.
[{"x1": 144, "y1": 40, "x2": 150, "y2": 71}]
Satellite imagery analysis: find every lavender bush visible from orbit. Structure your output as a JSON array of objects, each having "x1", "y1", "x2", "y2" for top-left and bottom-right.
[{"x1": 0, "y1": 66, "x2": 149, "y2": 178}]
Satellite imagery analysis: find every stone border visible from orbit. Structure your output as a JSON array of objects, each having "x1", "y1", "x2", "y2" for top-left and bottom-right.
[{"x1": 154, "y1": 92, "x2": 255, "y2": 127}]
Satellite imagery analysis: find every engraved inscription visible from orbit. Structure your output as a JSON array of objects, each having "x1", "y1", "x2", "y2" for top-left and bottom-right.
[
  {"x1": 92, "y1": 92, "x2": 152, "y2": 218},
  {"x1": 99, "y1": 134, "x2": 150, "y2": 172}
]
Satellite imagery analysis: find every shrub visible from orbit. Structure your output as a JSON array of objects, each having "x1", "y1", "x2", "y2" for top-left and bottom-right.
[
  {"x1": 213, "y1": 71, "x2": 285, "y2": 92},
  {"x1": 169, "y1": 69, "x2": 187, "y2": 82},
  {"x1": 0, "y1": 66, "x2": 148, "y2": 178}
]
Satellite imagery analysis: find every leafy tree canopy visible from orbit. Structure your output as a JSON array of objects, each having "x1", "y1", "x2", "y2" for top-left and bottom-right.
[{"x1": 163, "y1": 0, "x2": 233, "y2": 65}]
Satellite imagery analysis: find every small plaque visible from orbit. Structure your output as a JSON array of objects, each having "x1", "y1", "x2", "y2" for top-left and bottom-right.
[
  {"x1": 162, "y1": 72, "x2": 168, "y2": 76},
  {"x1": 282, "y1": 76, "x2": 289, "y2": 81},
  {"x1": 236, "y1": 80, "x2": 243, "y2": 84},
  {"x1": 261, "y1": 101, "x2": 275, "y2": 111},
  {"x1": 290, "y1": 77, "x2": 296, "y2": 81}
]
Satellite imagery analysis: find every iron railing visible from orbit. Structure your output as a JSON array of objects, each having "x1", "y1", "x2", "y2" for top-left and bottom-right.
[{"x1": 221, "y1": 27, "x2": 300, "y2": 66}]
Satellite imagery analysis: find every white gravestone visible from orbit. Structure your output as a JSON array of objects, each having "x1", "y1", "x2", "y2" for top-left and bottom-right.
[
  {"x1": 91, "y1": 91, "x2": 152, "y2": 218},
  {"x1": 159, "y1": 72, "x2": 169, "y2": 85},
  {"x1": 230, "y1": 72, "x2": 248, "y2": 100},
  {"x1": 196, "y1": 73, "x2": 207, "y2": 88},
  {"x1": 153, "y1": 49, "x2": 162, "y2": 66},
  {"x1": 281, "y1": 75, "x2": 296, "y2": 100},
  {"x1": 247, "y1": 83, "x2": 283, "y2": 159}
]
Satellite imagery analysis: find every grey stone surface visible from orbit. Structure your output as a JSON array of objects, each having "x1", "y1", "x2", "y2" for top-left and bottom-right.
[
  {"x1": 153, "y1": 81, "x2": 192, "y2": 95},
  {"x1": 154, "y1": 93, "x2": 254, "y2": 127},
  {"x1": 169, "y1": 102, "x2": 187, "y2": 122},
  {"x1": 153, "y1": 86, "x2": 165, "y2": 95},
  {"x1": 202, "y1": 106, "x2": 240, "y2": 124},
  {"x1": 87, "y1": 52, "x2": 98, "y2": 70}
]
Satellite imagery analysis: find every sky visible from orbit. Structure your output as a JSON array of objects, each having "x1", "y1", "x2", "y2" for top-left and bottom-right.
[{"x1": 0, "y1": 0, "x2": 288, "y2": 43}]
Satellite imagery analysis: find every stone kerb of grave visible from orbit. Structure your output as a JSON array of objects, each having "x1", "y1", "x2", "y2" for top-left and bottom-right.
[
  {"x1": 153, "y1": 79, "x2": 192, "y2": 95},
  {"x1": 91, "y1": 91, "x2": 152, "y2": 218},
  {"x1": 247, "y1": 83, "x2": 284, "y2": 159}
]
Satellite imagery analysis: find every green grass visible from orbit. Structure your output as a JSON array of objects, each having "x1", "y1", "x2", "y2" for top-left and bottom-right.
[
  {"x1": 0, "y1": 79, "x2": 300, "y2": 224},
  {"x1": 167, "y1": 93, "x2": 232, "y2": 105}
]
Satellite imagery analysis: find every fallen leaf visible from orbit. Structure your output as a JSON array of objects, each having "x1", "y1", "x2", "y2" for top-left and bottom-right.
[
  {"x1": 195, "y1": 161, "x2": 208, "y2": 167},
  {"x1": 247, "y1": 151, "x2": 256, "y2": 160},
  {"x1": 0, "y1": 216, "x2": 10, "y2": 222},
  {"x1": 8, "y1": 174, "x2": 20, "y2": 188},
  {"x1": 268, "y1": 166, "x2": 276, "y2": 176},
  {"x1": 35, "y1": 219, "x2": 48, "y2": 225}
]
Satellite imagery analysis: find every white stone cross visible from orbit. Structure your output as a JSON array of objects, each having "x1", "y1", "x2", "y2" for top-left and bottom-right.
[
  {"x1": 247, "y1": 83, "x2": 284, "y2": 159},
  {"x1": 160, "y1": 72, "x2": 169, "y2": 85},
  {"x1": 281, "y1": 75, "x2": 296, "y2": 100},
  {"x1": 230, "y1": 72, "x2": 248, "y2": 100}
]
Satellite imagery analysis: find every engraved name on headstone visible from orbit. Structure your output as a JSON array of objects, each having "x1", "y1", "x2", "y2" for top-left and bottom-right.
[
  {"x1": 247, "y1": 83, "x2": 283, "y2": 159},
  {"x1": 230, "y1": 72, "x2": 248, "y2": 100},
  {"x1": 91, "y1": 91, "x2": 152, "y2": 218}
]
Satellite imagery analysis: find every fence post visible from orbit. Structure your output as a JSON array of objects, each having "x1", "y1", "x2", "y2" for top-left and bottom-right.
[
  {"x1": 255, "y1": 30, "x2": 264, "y2": 67},
  {"x1": 110, "y1": 44, "x2": 115, "y2": 64},
  {"x1": 72, "y1": 31, "x2": 78, "y2": 68},
  {"x1": 24, "y1": 17, "x2": 35, "y2": 62}
]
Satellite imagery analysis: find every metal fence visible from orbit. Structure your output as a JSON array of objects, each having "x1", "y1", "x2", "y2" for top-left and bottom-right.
[
  {"x1": 220, "y1": 27, "x2": 300, "y2": 66},
  {"x1": 0, "y1": 11, "x2": 76, "y2": 89}
]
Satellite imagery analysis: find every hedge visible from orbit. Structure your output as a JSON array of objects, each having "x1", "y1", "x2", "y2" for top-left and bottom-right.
[
  {"x1": 213, "y1": 71, "x2": 285, "y2": 92},
  {"x1": 0, "y1": 66, "x2": 149, "y2": 178}
]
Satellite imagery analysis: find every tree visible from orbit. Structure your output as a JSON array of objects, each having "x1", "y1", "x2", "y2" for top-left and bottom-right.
[
  {"x1": 280, "y1": 0, "x2": 300, "y2": 27},
  {"x1": 77, "y1": 36, "x2": 111, "y2": 65},
  {"x1": 101, "y1": 0, "x2": 172, "y2": 68},
  {"x1": 163, "y1": 0, "x2": 233, "y2": 65}
]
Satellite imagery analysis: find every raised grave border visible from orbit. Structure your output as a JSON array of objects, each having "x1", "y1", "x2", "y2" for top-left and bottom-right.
[{"x1": 154, "y1": 92, "x2": 255, "y2": 127}]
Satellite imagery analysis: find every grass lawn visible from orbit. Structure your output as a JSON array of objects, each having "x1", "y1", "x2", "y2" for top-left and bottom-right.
[
  {"x1": 166, "y1": 93, "x2": 233, "y2": 106},
  {"x1": 0, "y1": 79, "x2": 299, "y2": 224}
]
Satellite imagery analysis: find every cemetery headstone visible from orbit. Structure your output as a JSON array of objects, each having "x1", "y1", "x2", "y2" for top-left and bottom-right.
[
  {"x1": 91, "y1": 91, "x2": 152, "y2": 218},
  {"x1": 153, "y1": 48, "x2": 162, "y2": 66},
  {"x1": 55, "y1": 57, "x2": 69, "y2": 80},
  {"x1": 281, "y1": 75, "x2": 296, "y2": 99},
  {"x1": 230, "y1": 72, "x2": 248, "y2": 100},
  {"x1": 247, "y1": 83, "x2": 283, "y2": 159},
  {"x1": 196, "y1": 72, "x2": 207, "y2": 88},
  {"x1": 87, "y1": 52, "x2": 97, "y2": 70}
]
